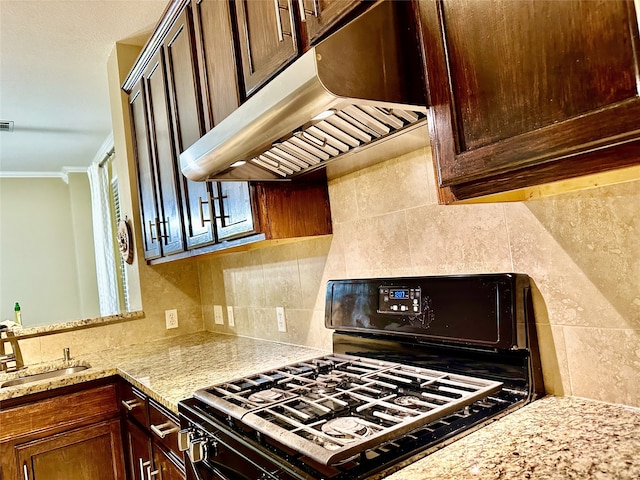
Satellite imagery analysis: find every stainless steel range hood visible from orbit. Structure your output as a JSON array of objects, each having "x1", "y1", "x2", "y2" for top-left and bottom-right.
[{"x1": 180, "y1": 1, "x2": 428, "y2": 182}]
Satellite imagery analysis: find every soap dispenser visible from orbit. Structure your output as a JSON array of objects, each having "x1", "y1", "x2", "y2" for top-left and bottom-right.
[{"x1": 14, "y1": 302, "x2": 21, "y2": 325}]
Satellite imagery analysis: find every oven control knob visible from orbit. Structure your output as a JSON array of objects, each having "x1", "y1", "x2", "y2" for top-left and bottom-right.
[
  {"x1": 189, "y1": 438, "x2": 207, "y2": 463},
  {"x1": 177, "y1": 429, "x2": 190, "y2": 452}
]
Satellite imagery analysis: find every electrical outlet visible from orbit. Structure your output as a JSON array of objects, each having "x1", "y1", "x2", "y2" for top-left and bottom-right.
[
  {"x1": 276, "y1": 306, "x2": 286, "y2": 332},
  {"x1": 165, "y1": 309, "x2": 178, "y2": 329},
  {"x1": 214, "y1": 305, "x2": 224, "y2": 325},
  {"x1": 227, "y1": 306, "x2": 235, "y2": 327}
]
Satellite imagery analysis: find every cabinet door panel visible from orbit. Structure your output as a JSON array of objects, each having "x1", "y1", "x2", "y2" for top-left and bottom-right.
[
  {"x1": 235, "y1": 0, "x2": 299, "y2": 96},
  {"x1": 302, "y1": 0, "x2": 362, "y2": 43},
  {"x1": 125, "y1": 419, "x2": 153, "y2": 480},
  {"x1": 144, "y1": 50, "x2": 184, "y2": 255},
  {"x1": 213, "y1": 181, "x2": 255, "y2": 241},
  {"x1": 153, "y1": 444, "x2": 185, "y2": 480},
  {"x1": 417, "y1": 0, "x2": 640, "y2": 201},
  {"x1": 17, "y1": 419, "x2": 124, "y2": 480},
  {"x1": 130, "y1": 83, "x2": 162, "y2": 260},
  {"x1": 165, "y1": 7, "x2": 215, "y2": 249},
  {"x1": 193, "y1": 0, "x2": 241, "y2": 129}
]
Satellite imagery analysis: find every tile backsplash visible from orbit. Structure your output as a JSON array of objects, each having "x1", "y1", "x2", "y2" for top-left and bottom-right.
[{"x1": 198, "y1": 147, "x2": 640, "y2": 408}]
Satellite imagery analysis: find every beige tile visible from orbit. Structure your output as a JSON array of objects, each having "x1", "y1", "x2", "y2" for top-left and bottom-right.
[
  {"x1": 408, "y1": 203, "x2": 512, "y2": 273},
  {"x1": 341, "y1": 212, "x2": 412, "y2": 277},
  {"x1": 563, "y1": 326, "x2": 640, "y2": 407},
  {"x1": 303, "y1": 309, "x2": 333, "y2": 351},
  {"x1": 230, "y1": 307, "x2": 250, "y2": 337},
  {"x1": 352, "y1": 148, "x2": 432, "y2": 219},
  {"x1": 260, "y1": 243, "x2": 303, "y2": 309},
  {"x1": 535, "y1": 323, "x2": 571, "y2": 396},
  {"x1": 296, "y1": 237, "x2": 332, "y2": 310},
  {"x1": 15, "y1": 337, "x2": 42, "y2": 366},
  {"x1": 202, "y1": 304, "x2": 215, "y2": 331},
  {"x1": 223, "y1": 250, "x2": 265, "y2": 308},
  {"x1": 506, "y1": 203, "x2": 632, "y2": 329},
  {"x1": 327, "y1": 175, "x2": 358, "y2": 224},
  {"x1": 525, "y1": 181, "x2": 640, "y2": 330}
]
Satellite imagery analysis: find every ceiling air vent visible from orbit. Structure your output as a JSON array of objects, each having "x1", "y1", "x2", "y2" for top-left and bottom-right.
[{"x1": 0, "y1": 121, "x2": 15, "y2": 132}]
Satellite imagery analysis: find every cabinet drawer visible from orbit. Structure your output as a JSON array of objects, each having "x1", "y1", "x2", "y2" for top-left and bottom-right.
[
  {"x1": 121, "y1": 382, "x2": 149, "y2": 428},
  {"x1": 149, "y1": 399, "x2": 181, "y2": 459},
  {"x1": 0, "y1": 384, "x2": 118, "y2": 441}
]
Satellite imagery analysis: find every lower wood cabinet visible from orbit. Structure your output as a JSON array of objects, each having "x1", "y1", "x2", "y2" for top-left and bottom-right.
[
  {"x1": 0, "y1": 379, "x2": 125, "y2": 480},
  {"x1": 16, "y1": 420, "x2": 123, "y2": 480},
  {"x1": 121, "y1": 380, "x2": 185, "y2": 480}
]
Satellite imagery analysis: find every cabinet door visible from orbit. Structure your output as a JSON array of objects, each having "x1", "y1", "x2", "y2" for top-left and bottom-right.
[
  {"x1": 235, "y1": 0, "x2": 299, "y2": 96},
  {"x1": 416, "y1": 0, "x2": 640, "y2": 202},
  {"x1": 300, "y1": 0, "x2": 361, "y2": 44},
  {"x1": 144, "y1": 49, "x2": 185, "y2": 255},
  {"x1": 192, "y1": 0, "x2": 242, "y2": 129},
  {"x1": 124, "y1": 419, "x2": 153, "y2": 480},
  {"x1": 213, "y1": 181, "x2": 256, "y2": 241},
  {"x1": 17, "y1": 419, "x2": 124, "y2": 480},
  {"x1": 153, "y1": 444, "x2": 185, "y2": 480},
  {"x1": 130, "y1": 81, "x2": 162, "y2": 260},
  {"x1": 164, "y1": 6, "x2": 215, "y2": 250}
]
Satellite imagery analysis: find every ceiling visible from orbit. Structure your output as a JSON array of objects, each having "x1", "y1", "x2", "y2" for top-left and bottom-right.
[{"x1": 0, "y1": 0, "x2": 168, "y2": 176}]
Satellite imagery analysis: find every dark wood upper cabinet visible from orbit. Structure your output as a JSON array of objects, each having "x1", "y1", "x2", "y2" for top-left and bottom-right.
[
  {"x1": 143, "y1": 49, "x2": 186, "y2": 255},
  {"x1": 130, "y1": 81, "x2": 162, "y2": 260},
  {"x1": 234, "y1": 0, "x2": 299, "y2": 96},
  {"x1": 192, "y1": 0, "x2": 241, "y2": 129},
  {"x1": 415, "y1": 0, "x2": 640, "y2": 203},
  {"x1": 164, "y1": 6, "x2": 216, "y2": 250},
  {"x1": 301, "y1": 0, "x2": 362, "y2": 44}
]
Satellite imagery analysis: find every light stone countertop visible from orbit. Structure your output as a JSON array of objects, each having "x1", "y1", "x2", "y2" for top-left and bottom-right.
[{"x1": 1, "y1": 332, "x2": 639, "y2": 479}]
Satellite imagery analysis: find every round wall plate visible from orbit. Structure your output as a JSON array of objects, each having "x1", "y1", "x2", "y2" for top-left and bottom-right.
[{"x1": 117, "y1": 219, "x2": 134, "y2": 265}]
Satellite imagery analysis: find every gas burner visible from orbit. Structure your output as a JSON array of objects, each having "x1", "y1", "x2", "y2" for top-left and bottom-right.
[
  {"x1": 321, "y1": 417, "x2": 369, "y2": 438},
  {"x1": 393, "y1": 396, "x2": 423, "y2": 407},
  {"x1": 248, "y1": 389, "x2": 283, "y2": 404}
]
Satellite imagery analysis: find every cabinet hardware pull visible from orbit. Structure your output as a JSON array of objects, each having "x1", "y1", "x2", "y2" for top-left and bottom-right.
[
  {"x1": 148, "y1": 220, "x2": 158, "y2": 243},
  {"x1": 147, "y1": 464, "x2": 160, "y2": 479},
  {"x1": 158, "y1": 218, "x2": 170, "y2": 242},
  {"x1": 150, "y1": 421, "x2": 179, "y2": 439},
  {"x1": 274, "y1": 0, "x2": 284, "y2": 41},
  {"x1": 273, "y1": 0, "x2": 292, "y2": 41},
  {"x1": 23, "y1": 462, "x2": 29, "y2": 480},
  {"x1": 121, "y1": 399, "x2": 140, "y2": 411},
  {"x1": 297, "y1": 0, "x2": 318, "y2": 21},
  {"x1": 212, "y1": 194, "x2": 231, "y2": 222},
  {"x1": 139, "y1": 458, "x2": 147, "y2": 480},
  {"x1": 198, "y1": 197, "x2": 212, "y2": 227}
]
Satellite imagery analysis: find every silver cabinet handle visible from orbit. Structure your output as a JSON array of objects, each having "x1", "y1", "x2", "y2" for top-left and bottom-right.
[
  {"x1": 150, "y1": 421, "x2": 178, "y2": 439},
  {"x1": 148, "y1": 219, "x2": 158, "y2": 243},
  {"x1": 273, "y1": 0, "x2": 292, "y2": 41},
  {"x1": 121, "y1": 398, "x2": 140, "y2": 411},
  {"x1": 147, "y1": 464, "x2": 159, "y2": 479},
  {"x1": 23, "y1": 463, "x2": 29, "y2": 480},
  {"x1": 297, "y1": 0, "x2": 318, "y2": 21},
  {"x1": 274, "y1": 0, "x2": 284, "y2": 41},
  {"x1": 139, "y1": 458, "x2": 147, "y2": 480},
  {"x1": 198, "y1": 197, "x2": 212, "y2": 227}
]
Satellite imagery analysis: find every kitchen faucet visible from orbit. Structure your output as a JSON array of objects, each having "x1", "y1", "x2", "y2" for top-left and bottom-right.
[{"x1": 0, "y1": 330, "x2": 24, "y2": 372}]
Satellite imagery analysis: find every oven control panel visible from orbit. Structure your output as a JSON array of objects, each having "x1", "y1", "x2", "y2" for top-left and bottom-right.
[{"x1": 378, "y1": 286, "x2": 421, "y2": 315}]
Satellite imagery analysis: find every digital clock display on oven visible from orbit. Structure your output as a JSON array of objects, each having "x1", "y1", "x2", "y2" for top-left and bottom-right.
[{"x1": 389, "y1": 289, "x2": 409, "y2": 299}]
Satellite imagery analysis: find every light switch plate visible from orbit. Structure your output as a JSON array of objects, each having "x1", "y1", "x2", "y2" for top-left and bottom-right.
[
  {"x1": 227, "y1": 306, "x2": 235, "y2": 327},
  {"x1": 214, "y1": 305, "x2": 224, "y2": 325},
  {"x1": 276, "y1": 307, "x2": 286, "y2": 332}
]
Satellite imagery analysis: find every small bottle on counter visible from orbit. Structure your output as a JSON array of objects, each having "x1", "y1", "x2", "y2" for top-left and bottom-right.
[{"x1": 14, "y1": 302, "x2": 22, "y2": 326}]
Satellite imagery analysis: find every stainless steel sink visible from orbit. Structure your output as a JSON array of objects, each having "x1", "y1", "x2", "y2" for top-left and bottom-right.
[{"x1": 1, "y1": 365, "x2": 90, "y2": 388}]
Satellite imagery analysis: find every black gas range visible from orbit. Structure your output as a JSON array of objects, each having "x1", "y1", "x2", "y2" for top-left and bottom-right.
[{"x1": 178, "y1": 273, "x2": 544, "y2": 480}]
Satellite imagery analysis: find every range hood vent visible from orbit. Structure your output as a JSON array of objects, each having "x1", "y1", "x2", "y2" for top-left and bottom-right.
[{"x1": 180, "y1": 2, "x2": 428, "y2": 182}]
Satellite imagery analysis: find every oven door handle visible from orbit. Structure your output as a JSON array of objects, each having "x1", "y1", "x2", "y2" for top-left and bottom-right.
[{"x1": 186, "y1": 455, "x2": 252, "y2": 480}]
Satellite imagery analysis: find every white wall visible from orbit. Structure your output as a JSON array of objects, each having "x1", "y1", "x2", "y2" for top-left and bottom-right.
[{"x1": 0, "y1": 177, "x2": 99, "y2": 326}]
